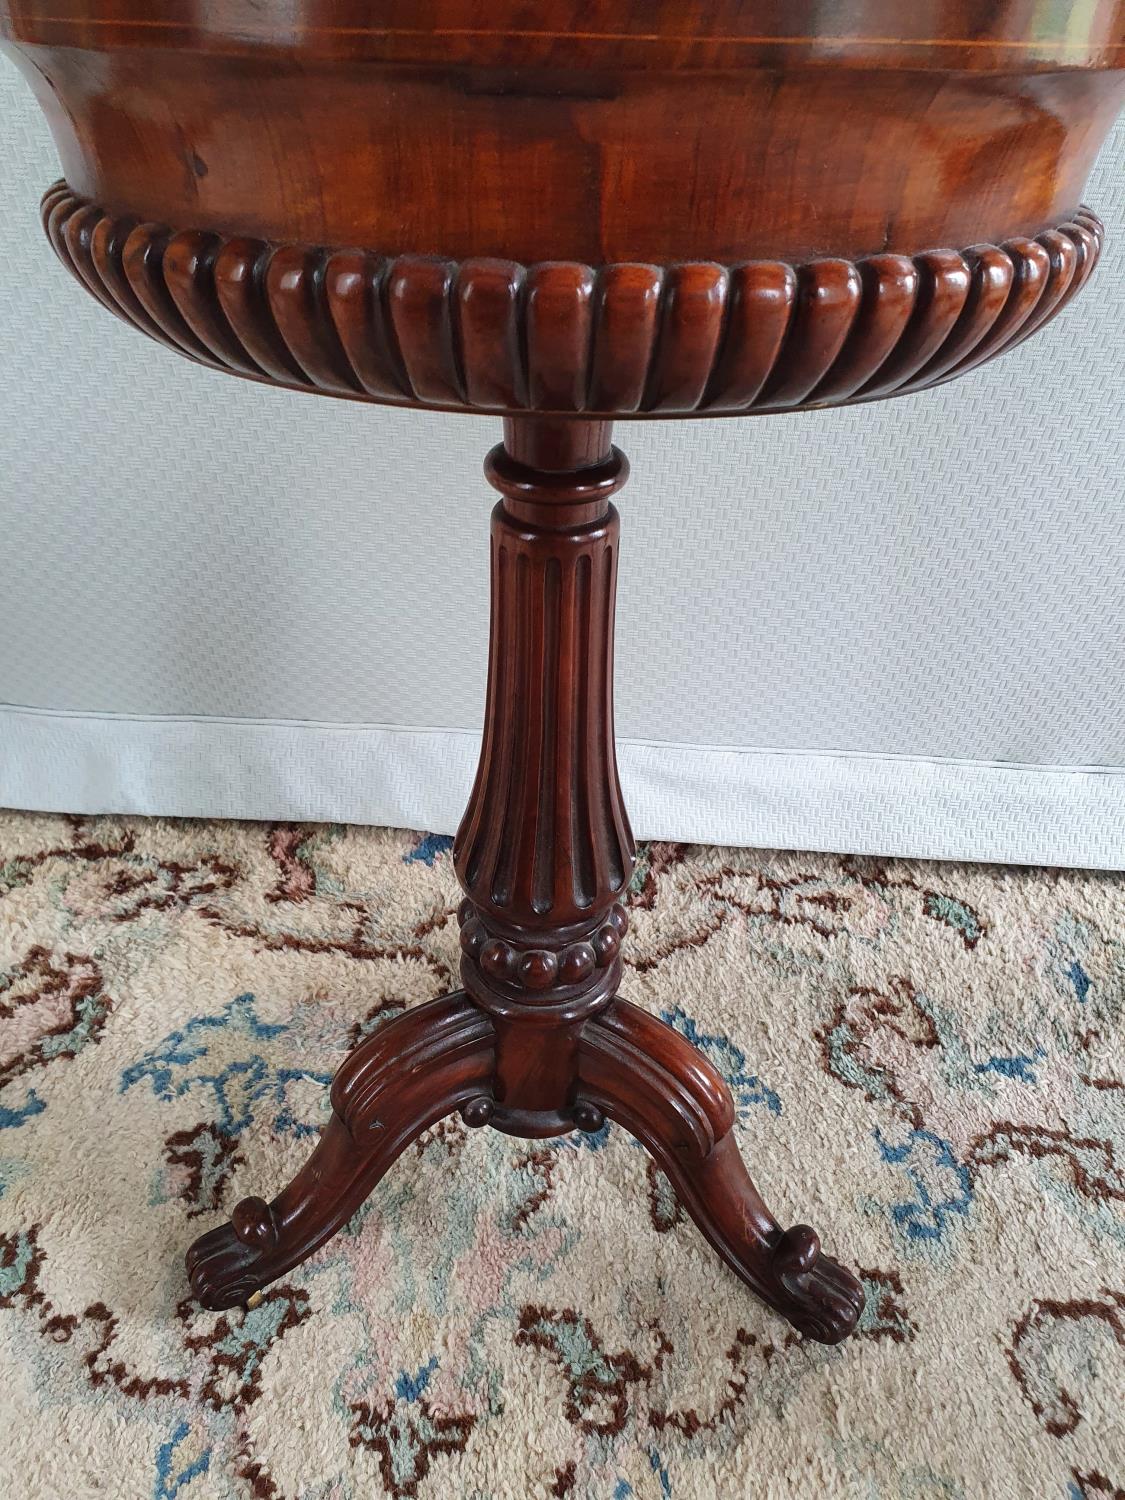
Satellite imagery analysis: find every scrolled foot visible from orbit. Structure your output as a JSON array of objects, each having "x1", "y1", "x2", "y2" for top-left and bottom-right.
[
  {"x1": 184, "y1": 990, "x2": 495, "y2": 1310},
  {"x1": 770, "y1": 1225, "x2": 865, "y2": 1344},
  {"x1": 579, "y1": 998, "x2": 866, "y2": 1346},
  {"x1": 186, "y1": 1197, "x2": 278, "y2": 1310}
]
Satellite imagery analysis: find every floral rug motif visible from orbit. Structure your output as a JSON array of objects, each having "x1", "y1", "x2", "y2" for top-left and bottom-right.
[{"x1": 0, "y1": 811, "x2": 1123, "y2": 1499}]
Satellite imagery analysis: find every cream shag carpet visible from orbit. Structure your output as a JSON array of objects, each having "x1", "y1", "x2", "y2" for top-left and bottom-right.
[{"x1": 0, "y1": 811, "x2": 1123, "y2": 1500}]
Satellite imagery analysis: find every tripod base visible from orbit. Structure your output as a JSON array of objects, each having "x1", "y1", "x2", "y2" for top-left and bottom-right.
[
  {"x1": 186, "y1": 988, "x2": 864, "y2": 1345},
  {"x1": 187, "y1": 416, "x2": 864, "y2": 1346}
]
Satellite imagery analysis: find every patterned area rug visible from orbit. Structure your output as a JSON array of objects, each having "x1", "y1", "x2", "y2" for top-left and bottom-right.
[{"x1": 0, "y1": 811, "x2": 1122, "y2": 1500}]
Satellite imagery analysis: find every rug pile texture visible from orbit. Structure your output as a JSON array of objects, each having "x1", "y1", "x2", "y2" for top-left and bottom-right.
[{"x1": 0, "y1": 811, "x2": 1122, "y2": 1499}]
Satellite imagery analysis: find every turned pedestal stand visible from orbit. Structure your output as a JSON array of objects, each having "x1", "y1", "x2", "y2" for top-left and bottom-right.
[
  {"x1": 188, "y1": 412, "x2": 866, "y2": 1342},
  {"x1": 5, "y1": 1, "x2": 1125, "y2": 1350}
]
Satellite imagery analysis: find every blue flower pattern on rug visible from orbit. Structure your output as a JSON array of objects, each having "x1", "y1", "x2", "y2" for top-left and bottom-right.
[
  {"x1": 155, "y1": 1421, "x2": 211, "y2": 1500},
  {"x1": 874, "y1": 1127, "x2": 973, "y2": 1247},
  {"x1": 403, "y1": 833, "x2": 455, "y2": 867},
  {"x1": 121, "y1": 993, "x2": 331, "y2": 1139},
  {"x1": 660, "y1": 1007, "x2": 781, "y2": 1117}
]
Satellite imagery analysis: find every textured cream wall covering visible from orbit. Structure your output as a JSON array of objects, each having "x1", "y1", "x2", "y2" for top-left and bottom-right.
[{"x1": 1, "y1": 65, "x2": 1123, "y2": 864}]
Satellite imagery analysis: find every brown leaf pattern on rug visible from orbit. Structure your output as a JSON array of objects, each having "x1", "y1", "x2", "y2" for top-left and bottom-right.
[
  {"x1": 815, "y1": 975, "x2": 939, "y2": 1128},
  {"x1": 1007, "y1": 1291, "x2": 1125, "y2": 1439},
  {"x1": 0, "y1": 945, "x2": 112, "y2": 1087},
  {"x1": 163, "y1": 1122, "x2": 247, "y2": 1217},
  {"x1": 183, "y1": 1286, "x2": 313, "y2": 1411},
  {"x1": 349, "y1": 1387, "x2": 477, "y2": 1498},
  {"x1": 264, "y1": 825, "x2": 319, "y2": 904},
  {"x1": 968, "y1": 1122, "x2": 1125, "y2": 1205},
  {"x1": 515, "y1": 1305, "x2": 663, "y2": 1435}
]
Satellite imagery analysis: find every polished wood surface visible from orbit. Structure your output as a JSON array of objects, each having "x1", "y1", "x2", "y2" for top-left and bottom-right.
[
  {"x1": 7, "y1": 0, "x2": 1125, "y2": 58},
  {"x1": 5, "y1": 2, "x2": 1125, "y2": 267},
  {"x1": 4, "y1": 0, "x2": 1124, "y2": 1349}
]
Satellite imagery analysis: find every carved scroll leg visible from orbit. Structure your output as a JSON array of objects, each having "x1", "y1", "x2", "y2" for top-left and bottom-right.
[
  {"x1": 186, "y1": 991, "x2": 494, "y2": 1310},
  {"x1": 578, "y1": 999, "x2": 865, "y2": 1344}
]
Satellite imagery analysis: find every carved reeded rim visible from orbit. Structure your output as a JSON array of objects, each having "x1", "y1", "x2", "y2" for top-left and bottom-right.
[{"x1": 42, "y1": 181, "x2": 1103, "y2": 418}]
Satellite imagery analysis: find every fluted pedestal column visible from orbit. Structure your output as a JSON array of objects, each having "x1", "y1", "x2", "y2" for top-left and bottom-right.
[{"x1": 453, "y1": 418, "x2": 632, "y2": 1133}]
